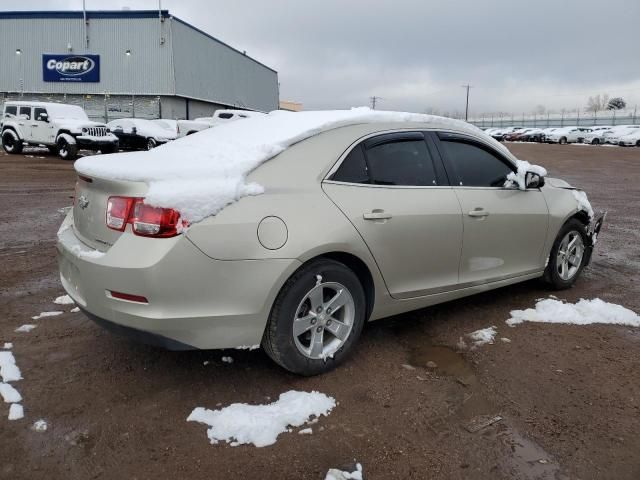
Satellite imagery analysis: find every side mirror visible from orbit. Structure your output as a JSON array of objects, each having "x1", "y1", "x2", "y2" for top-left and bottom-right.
[
  {"x1": 525, "y1": 171, "x2": 545, "y2": 189},
  {"x1": 38, "y1": 113, "x2": 49, "y2": 122}
]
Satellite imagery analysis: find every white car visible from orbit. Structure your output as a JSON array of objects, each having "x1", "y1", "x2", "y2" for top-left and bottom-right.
[
  {"x1": 603, "y1": 125, "x2": 640, "y2": 145},
  {"x1": 546, "y1": 127, "x2": 591, "y2": 144},
  {"x1": 1, "y1": 101, "x2": 118, "y2": 160},
  {"x1": 152, "y1": 119, "x2": 178, "y2": 136},
  {"x1": 580, "y1": 126, "x2": 613, "y2": 145},
  {"x1": 618, "y1": 130, "x2": 640, "y2": 147},
  {"x1": 177, "y1": 109, "x2": 265, "y2": 137}
]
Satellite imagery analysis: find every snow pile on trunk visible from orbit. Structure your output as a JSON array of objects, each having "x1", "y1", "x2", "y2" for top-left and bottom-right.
[
  {"x1": 507, "y1": 298, "x2": 640, "y2": 327},
  {"x1": 505, "y1": 159, "x2": 548, "y2": 190},
  {"x1": 571, "y1": 190, "x2": 594, "y2": 220},
  {"x1": 187, "y1": 390, "x2": 336, "y2": 447},
  {"x1": 467, "y1": 326, "x2": 498, "y2": 347},
  {"x1": 75, "y1": 108, "x2": 489, "y2": 223},
  {"x1": 325, "y1": 463, "x2": 363, "y2": 480}
]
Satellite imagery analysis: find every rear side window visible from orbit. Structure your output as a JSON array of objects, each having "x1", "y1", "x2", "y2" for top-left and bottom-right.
[
  {"x1": 332, "y1": 145, "x2": 370, "y2": 184},
  {"x1": 18, "y1": 106, "x2": 31, "y2": 119},
  {"x1": 4, "y1": 105, "x2": 17, "y2": 117},
  {"x1": 439, "y1": 140, "x2": 513, "y2": 187},
  {"x1": 366, "y1": 139, "x2": 438, "y2": 186}
]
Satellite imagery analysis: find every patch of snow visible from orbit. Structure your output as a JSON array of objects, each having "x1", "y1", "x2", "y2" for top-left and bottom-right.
[
  {"x1": 75, "y1": 108, "x2": 492, "y2": 223},
  {"x1": 70, "y1": 307, "x2": 80, "y2": 313},
  {"x1": 571, "y1": 190, "x2": 594, "y2": 220},
  {"x1": 32, "y1": 419, "x2": 48, "y2": 432},
  {"x1": 0, "y1": 352, "x2": 22, "y2": 382},
  {"x1": 298, "y1": 427, "x2": 313, "y2": 435},
  {"x1": 325, "y1": 463, "x2": 363, "y2": 480},
  {"x1": 234, "y1": 344, "x2": 260, "y2": 350},
  {"x1": 15, "y1": 324, "x2": 37, "y2": 333},
  {"x1": 0, "y1": 383, "x2": 22, "y2": 403},
  {"x1": 3, "y1": 343, "x2": 12, "y2": 349},
  {"x1": 505, "y1": 159, "x2": 548, "y2": 190},
  {"x1": 53, "y1": 294, "x2": 74, "y2": 305},
  {"x1": 187, "y1": 390, "x2": 336, "y2": 447},
  {"x1": 467, "y1": 326, "x2": 497, "y2": 347},
  {"x1": 8, "y1": 403, "x2": 24, "y2": 420},
  {"x1": 500, "y1": 337, "x2": 512, "y2": 343},
  {"x1": 31, "y1": 311, "x2": 63, "y2": 320},
  {"x1": 221, "y1": 356, "x2": 234, "y2": 364},
  {"x1": 316, "y1": 274, "x2": 323, "y2": 286},
  {"x1": 507, "y1": 298, "x2": 640, "y2": 327}
]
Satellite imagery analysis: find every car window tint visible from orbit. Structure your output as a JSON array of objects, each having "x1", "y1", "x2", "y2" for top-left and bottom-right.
[
  {"x1": 366, "y1": 139, "x2": 437, "y2": 186},
  {"x1": 4, "y1": 106, "x2": 17, "y2": 117},
  {"x1": 18, "y1": 106, "x2": 31, "y2": 119},
  {"x1": 331, "y1": 145, "x2": 370, "y2": 184},
  {"x1": 440, "y1": 140, "x2": 513, "y2": 187},
  {"x1": 218, "y1": 113, "x2": 234, "y2": 119},
  {"x1": 34, "y1": 107, "x2": 47, "y2": 120}
]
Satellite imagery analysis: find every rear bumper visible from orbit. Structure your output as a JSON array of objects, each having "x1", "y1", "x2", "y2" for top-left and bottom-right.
[{"x1": 56, "y1": 213, "x2": 301, "y2": 350}]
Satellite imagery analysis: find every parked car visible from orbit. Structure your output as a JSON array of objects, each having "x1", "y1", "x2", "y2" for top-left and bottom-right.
[
  {"x1": 1, "y1": 101, "x2": 118, "y2": 160},
  {"x1": 524, "y1": 128, "x2": 551, "y2": 143},
  {"x1": 517, "y1": 128, "x2": 545, "y2": 142},
  {"x1": 603, "y1": 125, "x2": 640, "y2": 145},
  {"x1": 580, "y1": 126, "x2": 612, "y2": 145},
  {"x1": 107, "y1": 118, "x2": 177, "y2": 151},
  {"x1": 618, "y1": 130, "x2": 640, "y2": 147},
  {"x1": 57, "y1": 110, "x2": 604, "y2": 375},
  {"x1": 152, "y1": 119, "x2": 178, "y2": 136},
  {"x1": 491, "y1": 126, "x2": 523, "y2": 141},
  {"x1": 177, "y1": 109, "x2": 265, "y2": 137},
  {"x1": 503, "y1": 128, "x2": 531, "y2": 141},
  {"x1": 546, "y1": 126, "x2": 591, "y2": 144}
]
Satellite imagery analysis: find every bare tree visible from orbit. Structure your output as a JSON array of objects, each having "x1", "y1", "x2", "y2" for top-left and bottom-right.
[
  {"x1": 586, "y1": 94, "x2": 610, "y2": 115},
  {"x1": 607, "y1": 97, "x2": 626, "y2": 110},
  {"x1": 534, "y1": 104, "x2": 546, "y2": 115}
]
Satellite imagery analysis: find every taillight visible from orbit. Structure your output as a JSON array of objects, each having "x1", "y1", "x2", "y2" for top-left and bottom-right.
[{"x1": 106, "y1": 196, "x2": 185, "y2": 237}]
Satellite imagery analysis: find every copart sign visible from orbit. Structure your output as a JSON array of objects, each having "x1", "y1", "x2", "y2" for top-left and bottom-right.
[{"x1": 42, "y1": 54, "x2": 100, "y2": 82}]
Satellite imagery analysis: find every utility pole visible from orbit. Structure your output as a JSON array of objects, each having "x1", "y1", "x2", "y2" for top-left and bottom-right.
[
  {"x1": 370, "y1": 96, "x2": 381, "y2": 110},
  {"x1": 461, "y1": 84, "x2": 472, "y2": 121}
]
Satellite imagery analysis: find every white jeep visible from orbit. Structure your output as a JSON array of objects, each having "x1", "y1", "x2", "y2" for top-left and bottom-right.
[{"x1": 1, "y1": 101, "x2": 118, "y2": 160}]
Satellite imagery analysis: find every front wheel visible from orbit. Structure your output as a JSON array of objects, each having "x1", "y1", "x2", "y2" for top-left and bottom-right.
[
  {"x1": 2, "y1": 130, "x2": 23, "y2": 154},
  {"x1": 543, "y1": 219, "x2": 588, "y2": 290},
  {"x1": 57, "y1": 137, "x2": 78, "y2": 160},
  {"x1": 592, "y1": 138, "x2": 600, "y2": 145},
  {"x1": 559, "y1": 137, "x2": 568, "y2": 145},
  {"x1": 262, "y1": 259, "x2": 366, "y2": 376},
  {"x1": 146, "y1": 138, "x2": 157, "y2": 150}
]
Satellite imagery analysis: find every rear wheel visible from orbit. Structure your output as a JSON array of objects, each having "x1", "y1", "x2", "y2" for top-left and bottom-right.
[
  {"x1": 262, "y1": 258, "x2": 366, "y2": 376},
  {"x1": 559, "y1": 137, "x2": 568, "y2": 145},
  {"x1": 57, "y1": 137, "x2": 78, "y2": 160},
  {"x1": 2, "y1": 130, "x2": 23, "y2": 154},
  {"x1": 543, "y1": 219, "x2": 588, "y2": 290},
  {"x1": 146, "y1": 138, "x2": 157, "y2": 150},
  {"x1": 592, "y1": 138, "x2": 600, "y2": 145}
]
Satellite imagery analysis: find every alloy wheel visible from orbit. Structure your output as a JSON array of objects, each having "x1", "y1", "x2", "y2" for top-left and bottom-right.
[{"x1": 556, "y1": 231, "x2": 584, "y2": 281}]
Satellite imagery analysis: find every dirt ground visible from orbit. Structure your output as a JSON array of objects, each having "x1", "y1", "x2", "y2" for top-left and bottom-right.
[{"x1": 1, "y1": 143, "x2": 639, "y2": 480}]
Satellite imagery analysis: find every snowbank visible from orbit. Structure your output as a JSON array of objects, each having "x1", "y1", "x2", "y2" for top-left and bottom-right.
[
  {"x1": 507, "y1": 298, "x2": 640, "y2": 327},
  {"x1": 76, "y1": 108, "x2": 489, "y2": 223},
  {"x1": 187, "y1": 390, "x2": 336, "y2": 447}
]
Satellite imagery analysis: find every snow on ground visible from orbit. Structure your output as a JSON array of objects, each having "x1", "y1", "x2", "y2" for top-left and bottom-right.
[
  {"x1": 15, "y1": 324, "x2": 36, "y2": 333},
  {"x1": 0, "y1": 383, "x2": 22, "y2": 403},
  {"x1": 75, "y1": 108, "x2": 492, "y2": 223},
  {"x1": 221, "y1": 356, "x2": 234, "y2": 364},
  {"x1": 3, "y1": 343, "x2": 12, "y2": 349},
  {"x1": 325, "y1": 463, "x2": 363, "y2": 480},
  {"x1": 32, "y1": 419, "x2": 48, "y2": 432},
  {"x1": 31, "y1": 311, "x2": 63, "y2": 320},
  {"x1": 53, "y1": 294, "x2": 74, "y2": 305},
  {"x1": 0, "y1": 351, "x2": 22, "y2": 382},
  {"x1": 187, "y1": 390, "x2": 336, "y2": 447},
  {"x1": 70, "y1": 307, "x2": 80, "y2": 313},
  {"x1": 507, "y1": 298, "x2": 640, "y2": 327},
  {"x1": 8, "y1": 403, "x2": 24, "y2": 420},
  {"x1": 572, "y1": 190, "x2": 595, "y2": 220},
  {"x1": 467, "y1": 326, "x2": 498, "y2": 347},
  {"x1": 298, "y1": 428, "x2": 313, "y2": 435}
]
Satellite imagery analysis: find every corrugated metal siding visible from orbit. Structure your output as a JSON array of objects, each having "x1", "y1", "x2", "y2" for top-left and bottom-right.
[
  {"x1": 170, "y1": 19, "x2": 279, "y2": 112},
  {"x1": 0, "y1": 17, "x2": 174, "y2": 95}
]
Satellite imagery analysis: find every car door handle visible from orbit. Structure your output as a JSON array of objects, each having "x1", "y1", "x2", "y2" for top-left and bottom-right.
[
  {"x1": 468, "y1": 209, "x2": 489, "y2": 218},
  {"x1": 363, "y1": 210, "x2": 392, "y2": 220},
  {"x1": 31, "y1": 124, "x2": 38, "y2": 127}
]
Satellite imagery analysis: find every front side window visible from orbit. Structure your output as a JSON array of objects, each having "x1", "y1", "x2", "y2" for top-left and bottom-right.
[
  {"x1": 439, "y1": 140, "x2": 513, "y2": 187},
  {"x1": 34, "y1": 107, "x2": 47, "y2": 121},
  {"x1": 4, "y1": 105, "x2": 17, "y2": 117},
  {"x1": 18, "y1": 106, "x2": 31, "y2": 120}
]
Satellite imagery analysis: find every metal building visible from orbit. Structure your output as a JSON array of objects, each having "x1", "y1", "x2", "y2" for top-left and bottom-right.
[{"x1": 0, "y1": 10, "x2": 279, "y2": 121}]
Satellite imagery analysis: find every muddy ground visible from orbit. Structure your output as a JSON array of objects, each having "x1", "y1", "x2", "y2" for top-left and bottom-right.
[{"x1": 1, "y1": 143, "x2": 639, "y2": 480}]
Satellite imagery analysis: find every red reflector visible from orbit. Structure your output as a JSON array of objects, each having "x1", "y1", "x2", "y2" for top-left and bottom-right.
[{"x1": 109, "y1": 290, "x2": 148, "y2": 303}]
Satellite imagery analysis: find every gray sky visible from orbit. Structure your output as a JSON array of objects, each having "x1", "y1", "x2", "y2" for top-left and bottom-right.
[{"x1": 11, "y1": 0, "x2": 640, "y2": 116}]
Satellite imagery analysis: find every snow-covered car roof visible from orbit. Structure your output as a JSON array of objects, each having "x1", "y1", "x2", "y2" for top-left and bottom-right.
[
  {"x1": 107, "y1": 118, "x2": 177, "y2": 140},
  {"x1": 76, "y1": 107, "x2": 507, "y2": 223}
]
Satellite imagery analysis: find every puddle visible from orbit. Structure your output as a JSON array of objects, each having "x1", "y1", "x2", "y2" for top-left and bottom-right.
[{"x1": 409, "y1": 345, "x2": 477, "y2": 387}]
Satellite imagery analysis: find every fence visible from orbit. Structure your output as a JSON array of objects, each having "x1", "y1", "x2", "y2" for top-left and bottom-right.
[{"x1": 469, "y1": 110, "x2": 639, "y2": 128}]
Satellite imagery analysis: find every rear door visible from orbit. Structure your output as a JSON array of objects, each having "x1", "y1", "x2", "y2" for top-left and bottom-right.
[
  {"x1": 323, "y1": 131, "x2": 463, "y2": 299},
  {"x1": 432, "y1": 132, "x2": 549, "y2": 285}
]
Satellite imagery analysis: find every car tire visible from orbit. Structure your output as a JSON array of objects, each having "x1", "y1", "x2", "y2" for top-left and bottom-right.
[
  {"x1": 57, "y1": 137, "x2": 78, "y2": 160},
  {"x1": 636, "y1": 141, "x2": 640, "y2": 148},
  {"x1": 47, "y1": 145, "x2": 59, "y2": 155},
  {"x1": 559, "y1": 137, "x2": 567, "y2": 145},
  {"x1": 262, "y1": 258, "x2": 366, "y2": 376},
  {"x1": 101, "y1": 143, "x2": 118, "y2": 154},
  {"x1": 543, "y1": 219, "x2": 589, "y2": 290},
  {"x1": 147, "y1": 138, "x2": 157, "y2": 150},
  {"x1": 592, "y1": 138, "x2": 599, "y2": 145},
  {"x1": 2, "y1": 130, "x2": 23, "y2": 154}
]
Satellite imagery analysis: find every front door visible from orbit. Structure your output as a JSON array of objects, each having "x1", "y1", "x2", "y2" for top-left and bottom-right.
[
  {"x1": 323, "y1": 132, "x2": 463, "y2": 299},
  {"x1": 434, "y1": 132, "x2": 549, "y2": 285},
  {"x1": 31, "y1": 107, "x2": 55, "y2": 145}
]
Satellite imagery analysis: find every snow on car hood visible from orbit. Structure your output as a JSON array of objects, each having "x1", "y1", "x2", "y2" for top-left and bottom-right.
[{"x1": 75, "y1": 107, "x2": 492, "y2": 223}]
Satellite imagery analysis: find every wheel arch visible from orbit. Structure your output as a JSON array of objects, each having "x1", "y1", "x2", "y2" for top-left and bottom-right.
[{"x1": 1, "y1": 125, "x2": 21, "y2": 139}]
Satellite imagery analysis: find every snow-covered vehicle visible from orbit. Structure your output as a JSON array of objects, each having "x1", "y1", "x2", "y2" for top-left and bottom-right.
[
  {"x1": 107, "y1": 118, "x2": 177, "y2": 151},
  {"x1": 603, "y1": 125, "x2": 640, "y2": 145},
  {"x1": 618, "y1": 129, "x2": 640, "y2": 147},
  {"x1": 176, "y1": 109, "x2": 265, "y2": 137},
  {"x1": 491, "y1": 126, "x2": 523, "y2": 141},
  {"x1": 580, "y1": 126, "x2": 612, "y2": 145},
  {"x1": 152, "y1": 119, "x2": 178, "y2": 136},
  {"x1": 1, "y1": 101, "x2": 118, "y2": 160},
  {"x1": 546, "y1": 126, "x2": 591, "y2": 144},
  {"x1": 57, "y1": 108, "x2": 605, "y2": 375}
]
